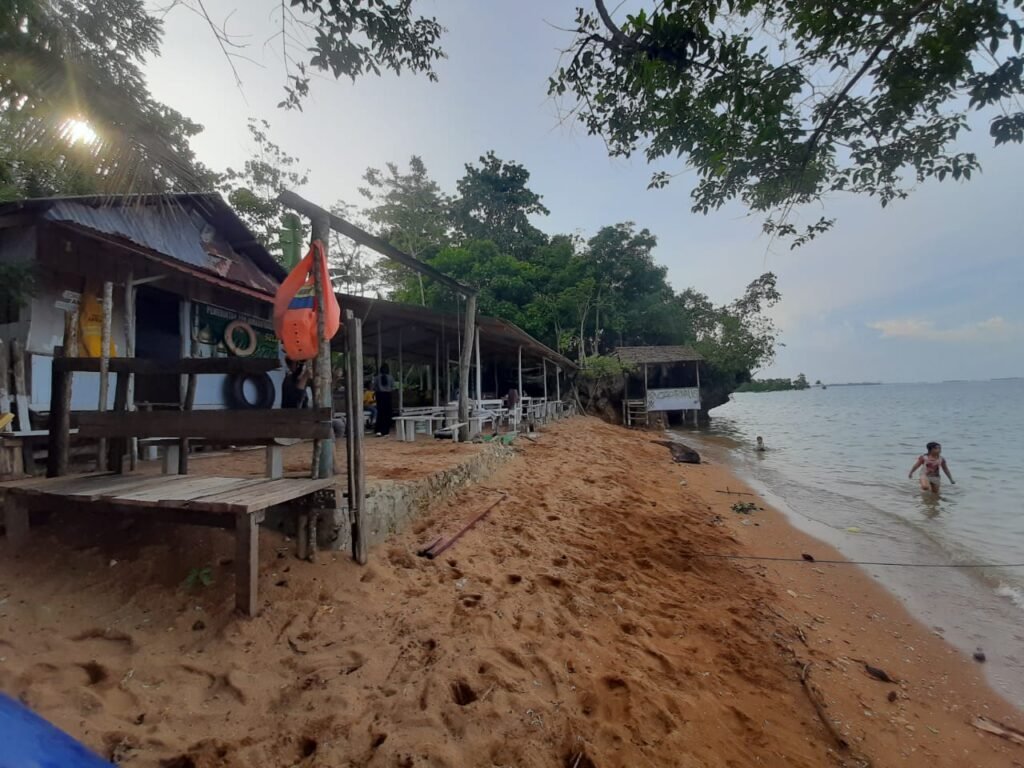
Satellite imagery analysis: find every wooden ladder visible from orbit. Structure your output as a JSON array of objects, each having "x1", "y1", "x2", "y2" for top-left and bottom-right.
[{"x1": 624, "y1": 399, "x2": 648, "y2": 427}]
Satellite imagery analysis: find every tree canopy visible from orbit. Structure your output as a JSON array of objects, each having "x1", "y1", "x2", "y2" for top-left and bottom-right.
[
  {"x1": 551, "y1": 0, "x2": 1024, "y2": 245},
  {"x1": 1, "y1": 0, "x2": 212, "y2": 197},
  {"x1": 361, "y1": 152, "x2": 781, "y2": 397}
]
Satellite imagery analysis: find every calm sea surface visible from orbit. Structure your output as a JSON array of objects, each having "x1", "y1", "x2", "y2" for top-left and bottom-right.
[{"x1": 680, "y1": 380, "x2": 1024, "y2": 708}]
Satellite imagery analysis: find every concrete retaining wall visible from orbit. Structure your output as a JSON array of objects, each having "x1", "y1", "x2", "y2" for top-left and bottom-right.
[{"x1": 326, "y1": 442, "x2": 514, "y2": 553}]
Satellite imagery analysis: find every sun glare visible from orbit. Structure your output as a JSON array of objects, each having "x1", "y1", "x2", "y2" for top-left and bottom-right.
[{"x1": 63, "y1": 117, "x2": 99, "y2": 146}]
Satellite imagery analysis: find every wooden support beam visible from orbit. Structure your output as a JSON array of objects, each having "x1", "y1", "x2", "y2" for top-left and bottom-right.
[
  {"x1": 517, "y1": 345, "x2": 523, "y2": 431},
  {"x1": 97, "y1": 281, "x2": 113, "y2": 471},
  {"x1": 0, "y1": 338, "x2": 9, "y2": 424},
  {"x1": 398, "y1": 327, "x2": 404, "y2": 413},
  {"x1": 474, "y1": 326, "x2": 482, "y2": 402},
  {"x1": 346, "y1": 312, "x2": 367, "y2": 565},
  {"x1": 235, "y1": 513, "x2": 259, "y2": 616},
  {"x1": 457, "y1": 294, "x2": 477, "y2": 442},
  {"x1": 124, "y1": 273, "x2": 138, "y2": 469},
  {"x1": 46, "y1": 326, "x2": 73, "y2": 478},
  {"x1": 52, "y1": 357, "x2": 280, "y2": 375},
  {"x1": 311, "y1": 217, "x2": 334, "y2": 483},
  {"x1": 179, "y1": 340, "x2": 198, "y2": 476},
  {"x1": 11, "y1": 340, "x2": 29, "y2": 433},
  {"x1": 77, "y1": 409, "x2": 332, "y2": 440},
  {"x1": 109, "y1": 371, "x2": 129, "y2": 473},
  {"x1": 279, "y1": 189, "x2": 475, "y2": 297}
]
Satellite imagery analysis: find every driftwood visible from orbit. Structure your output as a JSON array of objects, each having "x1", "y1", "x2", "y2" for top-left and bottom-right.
[
  {"x1": 972, "y1": 716, "x2": 1024, "y2": 746},
  {"x1": 652, "y1": 439, "x2": 701, "y2": 464},
  {"x1": 864, "y1": 663, "x2": 897, "y2": 684}
]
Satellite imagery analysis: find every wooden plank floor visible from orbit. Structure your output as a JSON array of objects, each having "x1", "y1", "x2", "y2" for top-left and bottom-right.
[{"x1": 0, "y1": 473, "x2": 337, "y2": 515}]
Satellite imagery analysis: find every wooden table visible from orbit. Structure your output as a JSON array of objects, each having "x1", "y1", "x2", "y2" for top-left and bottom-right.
[{"x1": 1, "y1": 472, "x2": 336, "y2": 615}]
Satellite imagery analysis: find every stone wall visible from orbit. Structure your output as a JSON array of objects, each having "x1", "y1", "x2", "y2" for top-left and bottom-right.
[{"x1": 325, "y1": 442, "x2": 514, "y2": 553}]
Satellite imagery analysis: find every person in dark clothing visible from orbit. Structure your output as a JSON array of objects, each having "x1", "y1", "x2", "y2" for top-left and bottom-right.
[
  {"x1": 281, "y1": 358, "x2": 311, "y2": 409},
  {"x1": 372, "y1": 363, "x2": 395, "y2": 436}
]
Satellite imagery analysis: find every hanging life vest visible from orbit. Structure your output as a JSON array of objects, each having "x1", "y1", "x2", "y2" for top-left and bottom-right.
[
  {"x1": 273, "y1": 240, "x2": 341, "y2": 361},
  {"x1": 78, "y1": 289, "x2": 116, "y2": 358}
]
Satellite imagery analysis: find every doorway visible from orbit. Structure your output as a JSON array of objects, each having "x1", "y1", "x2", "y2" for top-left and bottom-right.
[{"x1": 133, "y1": 285, "x2": 182, "y2": 405}]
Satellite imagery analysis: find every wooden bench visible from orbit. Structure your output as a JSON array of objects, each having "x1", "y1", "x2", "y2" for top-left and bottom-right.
[{"x1": 2, "y1": 356, "x2": 338, "y2": 616}]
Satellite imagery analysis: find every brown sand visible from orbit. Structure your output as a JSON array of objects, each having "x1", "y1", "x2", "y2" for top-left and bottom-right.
[
  {"x1": 137, "y1": 437, "x2": 484, "y2": 481},
  {"x1": 1, "y1": 418, "x2": 1021, "y2": 767}
]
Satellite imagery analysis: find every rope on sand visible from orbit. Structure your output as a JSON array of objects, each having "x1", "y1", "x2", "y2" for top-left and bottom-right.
[{"x1": 679, "y1": 553, "x2": 1024, "y2": 568}]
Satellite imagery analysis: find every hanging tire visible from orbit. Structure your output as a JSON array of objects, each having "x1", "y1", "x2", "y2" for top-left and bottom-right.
[
  {"x1": 227, "y1": 372, "x2": 276, "y2": 409},
  {"x1": 223, "y1": 320, "x2": 257, "y2": 357}
]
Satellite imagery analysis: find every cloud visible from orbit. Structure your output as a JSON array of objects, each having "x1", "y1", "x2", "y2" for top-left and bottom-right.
[{"x1": 868, "y1": 316, "x2": 1019, "y2": 342}]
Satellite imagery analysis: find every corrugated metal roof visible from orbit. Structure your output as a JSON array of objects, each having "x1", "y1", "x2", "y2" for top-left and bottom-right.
[
  {"x1": 0, "y1": 193, "x2": 284, "y2": 295},
  {"x1": 337, "y1": 293, "x2": 576, "y2": 369},
  {"x1": 614, "y1": 345, "x2": 703, "y2": 365}
]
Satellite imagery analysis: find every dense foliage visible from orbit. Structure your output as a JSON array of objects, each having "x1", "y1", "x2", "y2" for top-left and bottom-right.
[
  {"x1": 736, "y1": 373, "x2": 812, "y2": 392},
  {"x1": 552, "y1": 1, "x2": 1024, "y2": 245},
  {"x1": 0, "y1": 0, "x2": 444, "y2": 199},
  {"x1": 0, "y1": 0, "x2": 215, "y2": 198},
  {"x1": 359, "y1": 154, "x2": 782, "y2": 399}
]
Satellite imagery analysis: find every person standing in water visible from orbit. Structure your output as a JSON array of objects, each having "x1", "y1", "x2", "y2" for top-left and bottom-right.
[
  {"x1": 755, "y1": 436, "x2": 766, "y2": 452},
  {"x1": 908, "y1": 441, "x2": 955, "y2": 493}
]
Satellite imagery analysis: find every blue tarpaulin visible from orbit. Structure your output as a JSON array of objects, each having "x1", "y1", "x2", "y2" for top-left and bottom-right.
[{"x1": 0, "y1": 693, "x2": 113, "y2": 767}]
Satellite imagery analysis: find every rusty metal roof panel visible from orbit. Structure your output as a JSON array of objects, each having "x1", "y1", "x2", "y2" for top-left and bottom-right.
[{"x1": 0, "y1": 193, "x2": 283, "y2": 295}]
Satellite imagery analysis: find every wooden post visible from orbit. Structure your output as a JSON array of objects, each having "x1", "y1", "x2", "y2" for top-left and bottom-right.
[
  {"x1": 474, "y1": 326, "x2": 482, "y2": 403},
  {"x1": 45, "y1": 323, "x2": 73, "y2": 478},
  {"x1": 346, "y1": 313, "x2": 367, "y2": 565},
  {"x1": 434, "y1": 338, "x2": 440, "y2": 407},
  {"x1": 344, "y1": 310, "x2": 357, "y2": 527},
  {"x1": 96, "y1": 281, "x2": 112, "y2": 471},
  {"x1": 377, "y1": 320, "x2": 383, "y2": 370},
  {"x1": 398, "y1": 327, "x2": 404, "y2": 414},
  {"x1": 444, "y1": 343, "x2": 451, "y2": 403},
  {"x1": 457, "y1": 294, "x2": 477, "y2": 442},
  {"x1": 543, "y1": 358, "x2": 548, "y2": 402},
  {"x1": 311, "y1": 218, "x2": 334, "y2": 482},
  {"x1": 11, "y1": 339, "x2": 29, "y2": 432},
  {"x1": 642, "y1": 363, "x2": 649, "y2": 426},
  {"x1": 235, "y1": 512, "x2": 259, "y2": 616},
  {"x1": 516, "y1": 345, "x2": 523, "y2": 431},
  {"x1": 178, "y1": 340, "x2": 198, "y2": 476},
  {"x1": 0, "y1": 338, "x2": 9, "y2": 425},
  {"x1": 695, "y1": 360, "x2": 701, "y2": 426},
  {"x1": 123, "y1": 273, "x2": 138, "y2": 469},
  {"x1": 108, "y1": 371, "x2": 130, "y2": 472}
]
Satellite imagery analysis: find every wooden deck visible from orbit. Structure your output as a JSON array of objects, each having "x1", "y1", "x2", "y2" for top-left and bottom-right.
[
  {"x1": 0, "y1": 472, "x2": 336, "y2": 615},
  {"x1": 0, "y1": 473, "x2": 336, "y2": 514}
]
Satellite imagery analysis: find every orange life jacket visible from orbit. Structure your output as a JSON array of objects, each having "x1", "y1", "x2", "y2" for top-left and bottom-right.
[{"x1": 273, "y1": 240, "x2": 341, "y2": 360}]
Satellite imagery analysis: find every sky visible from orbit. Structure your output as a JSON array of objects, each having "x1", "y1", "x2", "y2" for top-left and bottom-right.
[{"x1": 144, "y1": 0, "x2": 1024, "y2": 383}]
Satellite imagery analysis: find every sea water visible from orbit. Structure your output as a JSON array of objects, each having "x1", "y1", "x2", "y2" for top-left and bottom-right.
[{"x1": 682, "y1": 380, "x2": 1024, "y2": 708}]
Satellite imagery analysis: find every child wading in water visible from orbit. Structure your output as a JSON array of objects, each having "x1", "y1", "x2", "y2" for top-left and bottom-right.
[{"x1": 909, "y1": 442, "x2": 955, "y2": 493}]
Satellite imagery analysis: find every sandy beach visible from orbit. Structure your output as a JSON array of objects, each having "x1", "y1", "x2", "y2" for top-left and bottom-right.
[{"x1": 1, "y1": 417, "x2": 1021, "y2": 767}]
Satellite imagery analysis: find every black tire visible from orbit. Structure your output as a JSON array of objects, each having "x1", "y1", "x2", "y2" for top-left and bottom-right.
[{"x1": 227, "y1": 372, "x2": 276, "y2": 409}]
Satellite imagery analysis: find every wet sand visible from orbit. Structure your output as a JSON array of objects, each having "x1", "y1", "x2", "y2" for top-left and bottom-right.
[{"x1": 0, "y1": 418, "x2": 1021, "y2": 766}]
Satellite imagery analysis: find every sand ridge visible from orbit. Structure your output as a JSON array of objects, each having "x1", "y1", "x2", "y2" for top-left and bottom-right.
[{"x1": 0, "y1": 417, "x2": 1020, "y2": 766}]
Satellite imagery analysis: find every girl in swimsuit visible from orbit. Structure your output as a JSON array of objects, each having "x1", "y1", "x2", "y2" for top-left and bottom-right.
[{"x1": 908, "y1": 441, "x2": 955, "y2": 493}]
